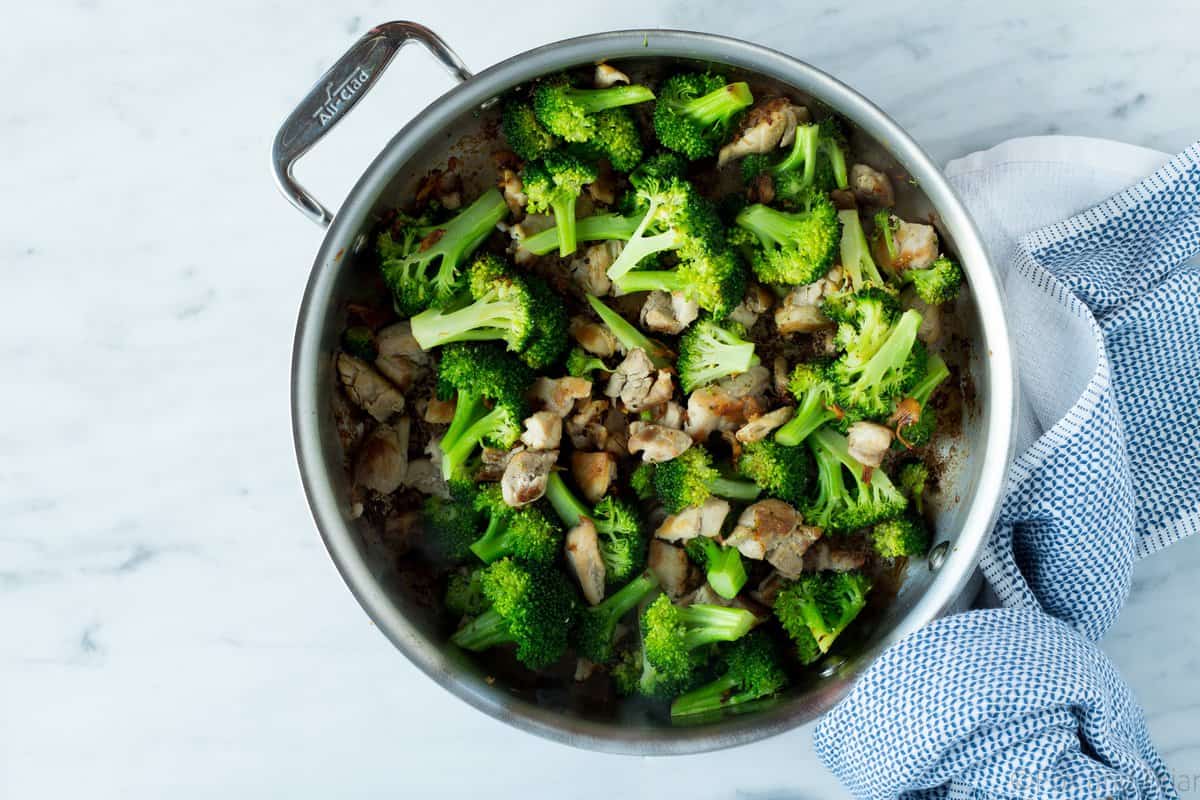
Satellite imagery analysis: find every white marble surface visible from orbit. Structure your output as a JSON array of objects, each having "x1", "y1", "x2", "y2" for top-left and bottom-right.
[{"x1": 3, "y1": 1, "x2": 1198, "y2": 797}]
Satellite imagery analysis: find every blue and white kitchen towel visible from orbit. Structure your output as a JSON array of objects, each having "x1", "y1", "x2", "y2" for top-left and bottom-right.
[{"x1": 814, "y1": 137, "x2": 1200, "y2": 800}]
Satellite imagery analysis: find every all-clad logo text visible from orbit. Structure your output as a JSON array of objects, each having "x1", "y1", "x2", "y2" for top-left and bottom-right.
[{"x1": 312, "y1": 67, "x2": 371, "y2": 126}]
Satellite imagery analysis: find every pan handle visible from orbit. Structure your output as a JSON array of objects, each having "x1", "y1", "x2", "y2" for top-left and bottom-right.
[{"x1": 271, "y1": 21, "x2": 472, "y2": 227}]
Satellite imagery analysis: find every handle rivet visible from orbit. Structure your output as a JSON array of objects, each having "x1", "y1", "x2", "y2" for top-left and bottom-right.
[{"x1": 928, "y1": 541, "x2": 950, "y2": 571}]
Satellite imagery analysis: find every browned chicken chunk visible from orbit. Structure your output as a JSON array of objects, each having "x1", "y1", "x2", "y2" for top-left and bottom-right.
[
  {"x1": 529, "y1": 376, "x2": 593, "y2": 417},
  {"x1": 628, "y1": 421, "x2": 693, "y2": 463},
  {"x1": 565, "y1": 518, "x2": 606, "y2": 605},
  {"x1": 850, "y1": 163, "x2": 895, "y2": 208},
  {"x1": 337, "y1": 354, "x2": 406, "y2": 421},
  {"x1": 647, "y1": 540, "x2": 697, "y2": 599},
  {"x1": 571, "y1": 451, "x2": 617, "y2": 504},
  {"x1": 354, "y1": 420, "x2": 409, "y2": 495},
  {"x1": 500, "y1": 449, "x2": 558, "y2": 507}
]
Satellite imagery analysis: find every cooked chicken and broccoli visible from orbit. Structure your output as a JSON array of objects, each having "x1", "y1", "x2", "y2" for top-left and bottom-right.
[{"x1": 334, "y1": 63, "x2": 964, "y2": 721}]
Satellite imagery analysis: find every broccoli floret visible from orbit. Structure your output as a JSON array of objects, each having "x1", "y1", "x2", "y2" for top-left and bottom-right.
[
  {"x1": 736, "y1": 440, "x2": 811, "y2": 504},
  {"x1": 670, "y1": 631, "x2": 787, "y2": 718},
  {"x1": 897, "y1": 461, "x2": 929, "y2": 515},
  {"x1": 468, "y1": 485, "x2": 562, "y2": 564},
  {"x1": 611, "y1": 643, "x2": 646, "y2": 696},
  {"x1": 742, "y1": 118, "x2": 847, "y2": 194},
  {"x1": 585, "y1": 295, "x2": 672, "y2": 369},
  {"x1": 837, "y1": 209, "x2": 887, "y2": 291},
  {"x1": 532, "y1": 75, "x2": 654, "y2": 143},
  {"x1": 653, "y1": 73, "x2": 754, "y2": 160},
  {"x1": 569, "y1": 108, "x2": 645, "y2": 172},
  {"x1": 434, "y1": 343, "x2": 532, "y2": 480},
  {"x1": 544, "y1": 473, "x2": 647, "y2": 587},
  {"x1": 445, "y1": 567, "x2": 487, "y2": 616},
  {"x1": 806, "y1": 427, "x2": 907, "y2": 532},
  {"x1": 341, "y1": 325, "x2": 376, "y2": 360},
  {"x1": 872, "y1": 517, "x2": 930, "y2": 558},
  {"x1": 775, "y1": 570, "x2": 871, "y2": 664},
  {"x1": 774, "y1": 362, "x2": 844, "y2": 446},
  {"x1": 829, "y1": 308, "x2": 926, "y2": 419},
  {"x1": 685, "y1": 537, "x2": 748, "y2": 600},
  {"x1": 613, "y1": 245, "x2": 747, "y2": 319},
  {"x1": 501, "y1": 100, "x2": 557, "y2": 161},
  {"x1": 630, "y1": 462, "x2": 656, "y2": 500},
  {"x1": 641, "y1": 594, "x2": 755, "y2": 689},
  {"x1": 378, "y1": 188, "x2": 509, "y2": 314},
  {"x1": 815, "y1": 118, "x2": 849, "y2": 190},
  {"x1": 520, "y1": 211, "x2": 641, "y2": 256},
  {"x1": 653, "y1": 444, "x2": 761, "y2": 513},
  {"x1": 605, "y1": 176, "x2": 722, "y2": 281},
  {"x1": 900, "y1": 255, "x2": 964, "y2": 306},
  {"x1": 676, "y1": 316, "x2": 760, "y2": 393},
  {"x1": 872, "y1": 210, "x2": 900, "y2": 279},
  {"x1": 450, "y1": 558, "x2": 577, "y2": 669},
  {"x1": 822, "y1": 285, "x2": 901, "y2": 362},
  {"x1": 422, "y1": 493, "x2": 481, "y2": 562},
  {"x1": 522, "y1": 151, "x2": 598, "y2": 256},
  {"x1": 565, "y1": 346, "x2": 610, "y2": 378},
  {"x1": 410, "y1": 255, "x2": 567, "y2": 369},
  {"x1": 892, "y1": 353, "x2": 950, "y2": 448},
  {"x1": 576, "y1": 571, "x2": 660, "y2": 664},
  {"x1": 634, "y1": 151, "x2": 688, "y2": 181},
  {"x1": 734, "y1": 194, "x2": 840, "y2": 285}
]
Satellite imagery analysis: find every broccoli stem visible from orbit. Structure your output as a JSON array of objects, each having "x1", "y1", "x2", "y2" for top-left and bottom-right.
[
  {"x1": 827, "y1": 145, "x2": 849, "y2": 190},
  {"x1": 676, "y1": 81, "x2": 753, "y2": 127},
  {"x1": 696, "y1": 538, "x2": 747, "y2": 600},
  {"x1": 468, "y1": 514, "x2": 513, "y2": 563},
  {"x1": 678, "y1": 605, "x2": 755, "y2": 648},
  {"x1": 410, "y1": 296, "x2": 519, "y2": 350},
  {"x1": 773, "y1": 124, "x2": 819, "y2": 179},
  {"x1": 422, "y1": 188, "x2": 510, "y2": 293},
  {"x1": 705, "y1": 476, "x2": 762, "y2": 503},
  {"x1": 585, "y1": 295, "x2": 672, "y2": 369},
  {"x1": 567, "y1": 85, "x2": 656, "y2": 113},
  {"x1": 611, "y1": 269, "x2": 687, "y2": 295},
  {"x1": 442, "y1": 391, "x2": 486, "y2": 454},
  {"x1": 522, "y1": 213, "x2": 640, "y2": 255},
  {"x1": 550, "y1": 198, "x2": 580, "y2": 256},
  {"x1": 910, "y1": 354, "x2": 950, "y2": 406},
  {"x1": 545, "y1": 471, "x2": 591, "y2": 529},
  {"x1": 606, "y1": 197, "x2": 684, "y2": 280},
  {"x1": 774, "y1": 387, "x2": 837, "y2": 446},
  {"x1": 850, "y1": 309, "x2": 922, "y2": 394},
  {"x1": 670, "y1": 672, "x2": 744, "y2": 717},
  {"x1": 441, "y1": 406, "x2": 510, "y2": 479},
  {"x1": 596, "y1": 571, "x2": 658, "y2": 625},
  {"x1": 838, "y1": 210, "x2": 885, "y2": 288},
  {"x1": 451, "y1": 607, "x2": 514, "y2": 651}
]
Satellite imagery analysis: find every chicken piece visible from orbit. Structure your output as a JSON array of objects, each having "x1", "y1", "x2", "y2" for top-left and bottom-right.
[
  {"x1": 766, "y1": 524, "x2": 823, "y2": 578},
  {"x1": 571, "y1": 451, "x2": 617, "y2": 504},
  {"x1": 850, "y1": 163, "x2": 894, "y2": 208},
  {"x1": 354, "y1": 420, "x2": 409, "y2": 494},
  {"x1": 376, "y1": 321, "x2": 430, "y2": 366},
  {"x1": 655, "y1": 498, "x2": 732, "y2": 543},
  {"x1": 647, "y1": 540, "x2": 697, "y2": 600},
  {"x1": 337, "y1": 354, "x2": 406, "y2": 421},
  {"x1": 720, "y1": 364, "x2": 771, "y2": 400},
  {"x1": 775, "y1": 280, "x2": 837, "y2": 335},
  {"x1": 906, "y1": 293, "x2": 943, "y2": 344},
  {"x1": 772, "y1": 356, "x2": 790, "y2": 398},
  {"x1": 594, "y1": 62, "x2": 630, "y2": 88},
  {"x1": 374, "y1": 353, "x2": 418, "y2": 392},
  {"x1": 605, "y1": 348, "x2": 673, "y2": 411},
  {"x1": 566, "y1": 398, "x2": 610, "y2": 450},
  {"x1": 587, "y1": 160, "x2": 618, "y2": 206},
  {"x1": 569, "y1": 241, "x2": 620, "y2": 297},
  {"x1": 499, "y1": 168, "x2": 527, "y2": 215},
  {"x1": 603, "y1": 407, "x2": 629, "y2": 456},
  {"x1": 528, "y1": 376, "x2": 593, "y2": 417},
  {"x1": 750, "y1": 571, "x2": 787, "y2": 607},
  {"x1": 804, "y1": 541, "x2": 868, "y2": 573},
  {"x1": 640, "y1": 290, "x2": 700, "y2": 335},
  {"x1": 423, "y1": 396, "x2": 456, "y2": 425},
  {"x1": 727, "y1": 283, "x2": 775, "y2": 329},
  {"x1": 649, "y1": 400, "x2": 686, "y2": 430},
  {"x1": 401, "y1": 458, "x2": 449, "y2": 498},
  {"x1": 570, "y1": 317, "x2": 620, "y2": 357},
  {"x1": 846, "y1": 421, "x2": 894, "y2": 468},
  {"x1": 891, "y1": 221, "x2": 939, "y2": 272},
  {"x1": 565, "y1": 518, "x2": 606, "y2": 606},
  {"x1": 724, "y1": 499, "x2": 809, "y2": 560},
  {"x1": 575, "y1": 657, "x2": 598, "y2": 683},
  {"x1": 333, "y1": 391, "x2": 366, "y2": 453},
  {"x1": 685, "y1": 384, "x2": 763, "y2": 441},
  {"x1": 476, "y1": 445, "x2": 520, "y2": 482},
  {"x1": 735, "y1": 406, "x2": 796, "y2": 443},
  {"x1": 717, "y1": 98, "x2": 809, "y2": 167},
  {"x1": 628, "y1": 421, "x2": 693, "y2": 463},
  {"x1": 520, "y1": 411, "x2": 562, "y2": 451},
  {"x1": 500, "y1": 449, "x2": 558, "y2": 507}
]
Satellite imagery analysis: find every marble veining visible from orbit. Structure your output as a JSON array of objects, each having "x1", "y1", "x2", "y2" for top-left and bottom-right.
[{"x1": 2, "y1": 1, "x2": 1196, "y2": 797}]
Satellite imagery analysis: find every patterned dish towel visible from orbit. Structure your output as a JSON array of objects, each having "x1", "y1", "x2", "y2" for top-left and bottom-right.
[{"x1": 814, "y1": 137, "x2": 1200, "y2": 800}]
